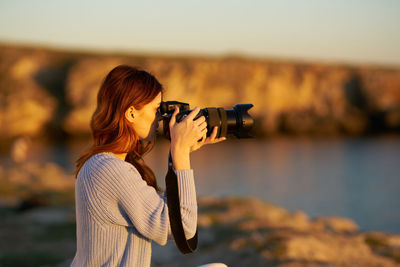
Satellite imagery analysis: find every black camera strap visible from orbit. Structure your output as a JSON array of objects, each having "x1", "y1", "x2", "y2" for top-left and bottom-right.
[{"x1": 165, "y1": 151, "x2": 198, "y2": 254}]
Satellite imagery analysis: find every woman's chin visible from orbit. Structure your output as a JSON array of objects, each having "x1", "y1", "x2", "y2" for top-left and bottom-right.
[{"x1": 142, "y1": 133, "x2": 155, "y2": 142}]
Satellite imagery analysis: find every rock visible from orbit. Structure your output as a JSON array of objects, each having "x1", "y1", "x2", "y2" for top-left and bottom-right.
[
  {"x1": 0, "y1": 51, "x2": 57, "y2": 138},
  {"x1": 10, "y1": 136, "x2": 32, "y2": 163},
  {"x1": 199, "y1": 196, "x2": 288, "y2": 226},
  {"x1": 386, "y1": 108, "x2": 400, "y2": 130},
  {"x1": 6, "y1": 162, "x2": 74, "y2": 192},
  {"x1": 0, "y1": 162, "x2": 75, "y2": 208},
  {"x1": 312, "y1": 216, "x2": 359, "y2": 233},
  {"x1": 280, "y1": 233, "x2": 396, "y2": 266},
  {"x1": 199, "y1": 197, "x2": 311, "y2": 232},
  {"x1": 195, "y1": 197, "x2": 400, "y2": 266},
  {"x1": 63, "y1": 58, "x2": 123, "y2": 134},
  {"x1": 388, "y1": 234, "x2": 400, "y2": 247},
  {"x1": 363, "y1": 232, "x2": 400, "y2": 265}
]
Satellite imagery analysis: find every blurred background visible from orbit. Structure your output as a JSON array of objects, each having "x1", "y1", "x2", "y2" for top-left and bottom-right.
[{"x1": 0, "y1": 0, "x2": 400, "y2": 266}]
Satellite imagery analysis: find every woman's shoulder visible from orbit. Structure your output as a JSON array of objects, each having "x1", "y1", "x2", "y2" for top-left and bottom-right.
[{"x1": 80, "y1": 152, "x2": 140, "y2": 180}]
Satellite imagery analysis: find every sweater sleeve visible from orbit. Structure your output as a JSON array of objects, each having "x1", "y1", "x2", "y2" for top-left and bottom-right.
[{"x1": 91, "y1": 156, "x2": 197, "y2": 246}]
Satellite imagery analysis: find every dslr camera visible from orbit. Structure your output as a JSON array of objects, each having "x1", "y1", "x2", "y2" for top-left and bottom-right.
[{"x1": 159, "y1": 101, "x2": 254, "y2": 139}]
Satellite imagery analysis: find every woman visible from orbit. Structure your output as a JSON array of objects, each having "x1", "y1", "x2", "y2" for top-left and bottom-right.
[{"x1": 71, "y1": 65, "x2": 226, "y2": 266}]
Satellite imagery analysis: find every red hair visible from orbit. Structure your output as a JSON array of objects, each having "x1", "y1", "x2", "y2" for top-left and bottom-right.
[{"x1": 75, "y1": 65, "x2": 163, "y2": 191}]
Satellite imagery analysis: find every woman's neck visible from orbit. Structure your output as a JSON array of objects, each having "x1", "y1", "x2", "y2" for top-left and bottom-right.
[{"x1": 113, "y1": 152, "x2": 127, "y2": 161}]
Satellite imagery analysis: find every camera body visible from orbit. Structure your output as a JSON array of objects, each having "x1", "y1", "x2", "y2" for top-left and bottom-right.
[{"x1": 159, "y1": 101, "x2": 254, "y2": 140}]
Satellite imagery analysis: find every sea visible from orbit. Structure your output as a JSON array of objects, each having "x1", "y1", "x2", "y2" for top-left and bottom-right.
[{"x1": 1, "y1": 136, "x2": 400, "y2": 234}]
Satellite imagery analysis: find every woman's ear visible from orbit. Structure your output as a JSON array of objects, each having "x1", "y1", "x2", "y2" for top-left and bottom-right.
[{"x1": 125, "y1": 106, "x2": 136, "y2": 123}]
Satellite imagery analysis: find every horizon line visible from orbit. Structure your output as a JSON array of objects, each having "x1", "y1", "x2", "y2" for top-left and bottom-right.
[{"x1": 1, "y1": 39, "x2": 399, "y2": 69}]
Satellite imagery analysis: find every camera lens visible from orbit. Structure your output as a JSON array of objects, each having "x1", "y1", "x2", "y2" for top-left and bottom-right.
[
  {"x1": 205, "y1": 104, "x2": 254, "y2": 139},
  {"x1": 160, "y1": 101, "x2": 254, "y2": 140}
]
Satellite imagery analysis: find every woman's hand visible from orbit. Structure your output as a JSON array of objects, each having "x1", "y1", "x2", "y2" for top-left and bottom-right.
[
  {"x1": 170, "y1": 106, "x2": 226, "y2": 152},
  {"x1": 169, "y1": 106, "x2": 226, "y2": 169},
  {"x1": 169, "y1": 106, "x2": 204, "y2": 153},
  {"x1": 190, "y1": 125, "x2": 226, "y2": 152}
]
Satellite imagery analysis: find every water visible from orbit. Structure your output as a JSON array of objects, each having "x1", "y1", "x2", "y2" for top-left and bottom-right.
[{"x1": 2, "y1": 136, "x2": 400, "y2": 234}]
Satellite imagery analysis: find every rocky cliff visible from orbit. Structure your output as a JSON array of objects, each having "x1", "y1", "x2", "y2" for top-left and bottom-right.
[{"x1": 1, "y1": 43, "x2": 400, "y2": 140}]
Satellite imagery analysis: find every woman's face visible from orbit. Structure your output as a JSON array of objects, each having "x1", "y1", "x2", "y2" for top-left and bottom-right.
[{"x1": 130, "y1": 92, "x2": 162, "y2": 141}]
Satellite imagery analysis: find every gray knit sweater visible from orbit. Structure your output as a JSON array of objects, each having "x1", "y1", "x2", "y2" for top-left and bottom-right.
[{"x1": 71, "y1": 152, "x2": 197, "y2": 267}]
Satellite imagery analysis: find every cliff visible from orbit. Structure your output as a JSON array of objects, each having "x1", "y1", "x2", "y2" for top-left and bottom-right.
[{"x1": 1, "y1": 43, "x2": 400, "y2": 140}]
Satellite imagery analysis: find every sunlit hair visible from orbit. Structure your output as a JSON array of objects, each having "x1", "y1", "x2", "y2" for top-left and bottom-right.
[{"x1": 75, "y1": 65, "x2": 163, "y2": 192}]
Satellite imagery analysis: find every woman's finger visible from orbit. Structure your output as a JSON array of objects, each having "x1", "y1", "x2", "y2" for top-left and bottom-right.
[
  {"x1": 206, "y1": 137, "x2": 226, "y2": 145},
  {"x1": 194, "y1": 115, "x2": 206, "y2": 125},
  {"x1": 191, "y1": 132, "x2": 206, "y2": 152},
  {"x1": 202, "y1": 126, "x2": 217, "y2": 143},
  {"x1": 200, "y1": 126, "x2": 207, "y2": 134},
  {"x1": 185, "y1": 107, "x2": 201, "y2": 121},
  {"x1": 193, "y1": 132, "x2": 226, "y2": 152},
  {"x1": 205, "y1": 127, "x2": 226, "y2": 144},
  {"x1": 199, "y1": 132, "x2": 207, "y2": 145},
  {"x1": 198, "y1": 121, "x2": 207, "y2": 130},
  {"x1": 210, "y1": 126, "x2": 218, "y2": 140},
  {"x1": 214, "y1": 137, "x2": 227, "y2": 143},
  {"x1": 169, "y1": 106, "x2": 180, "y2": 127},
  {"x1": 198, "y1": 127, "x2": 207, "y2": 140}
]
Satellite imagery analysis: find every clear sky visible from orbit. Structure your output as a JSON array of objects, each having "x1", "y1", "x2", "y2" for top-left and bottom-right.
[{"x1": 0, "y1": 0, "x2": 399, "y2": 66}]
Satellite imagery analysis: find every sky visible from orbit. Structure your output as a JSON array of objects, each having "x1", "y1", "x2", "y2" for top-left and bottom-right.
[{"x1": 0, "y1": 0, "x2": 399, "y2": 66}]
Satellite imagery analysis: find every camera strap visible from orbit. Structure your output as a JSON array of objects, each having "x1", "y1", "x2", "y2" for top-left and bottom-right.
[{"x1": 165, "y1": 151, "x2": 198, "y2": 254}]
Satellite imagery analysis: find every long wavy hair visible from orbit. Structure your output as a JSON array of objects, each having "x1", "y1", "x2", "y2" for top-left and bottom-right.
[{"x1": 75, "y1": 65, "x2": 163, "y2": 192}]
